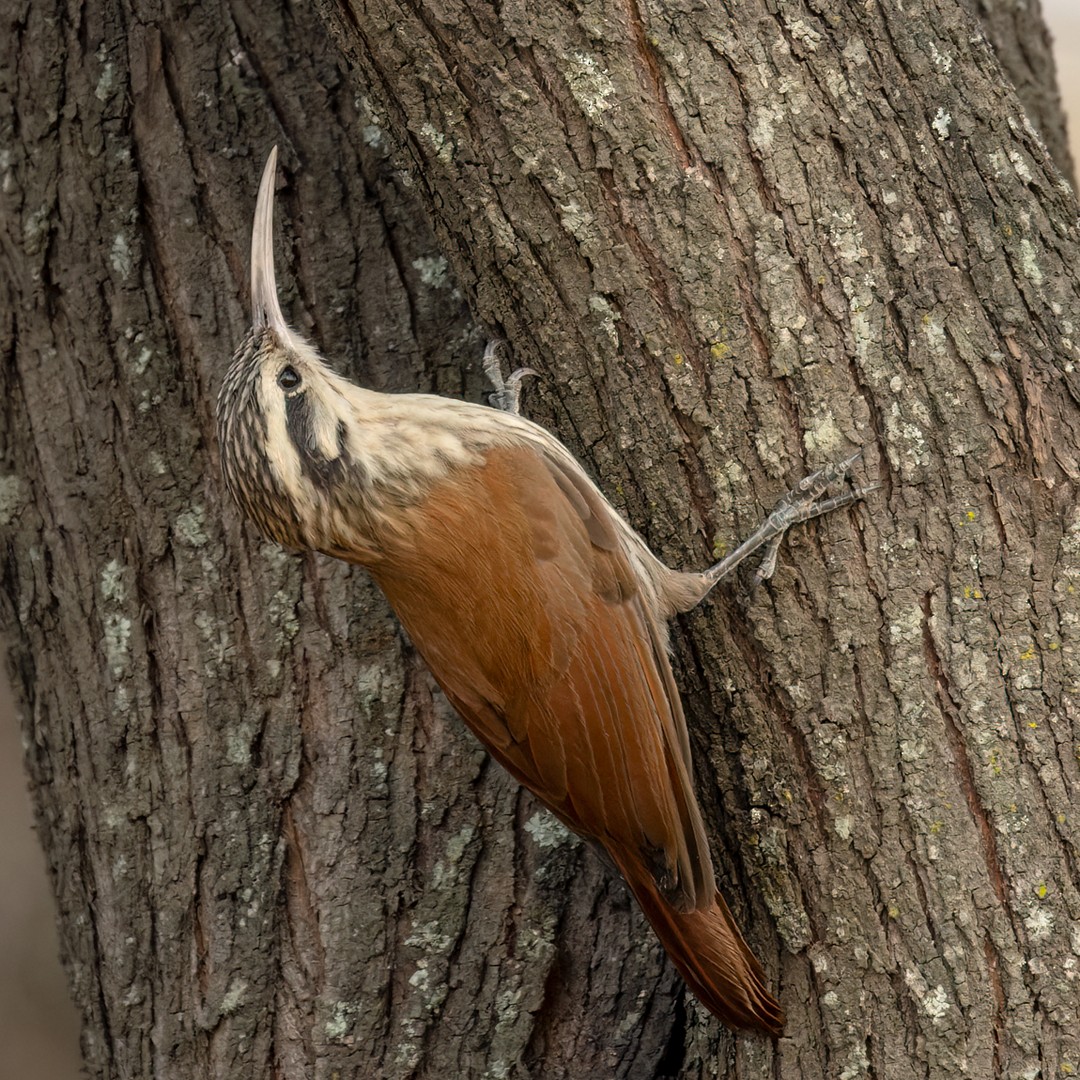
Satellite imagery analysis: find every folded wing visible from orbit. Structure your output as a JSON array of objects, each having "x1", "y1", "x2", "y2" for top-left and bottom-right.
[
  {"x1": 370, "y1": 442, "x2": 783, "y2": 1031},
  {"x1": 373, "y1": 443, "x2": 713, "y2": 909}
]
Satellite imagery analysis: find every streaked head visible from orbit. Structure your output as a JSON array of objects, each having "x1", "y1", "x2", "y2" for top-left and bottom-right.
[{"x1": 216, "y1": 148, "x2": 359, "y2": 549}]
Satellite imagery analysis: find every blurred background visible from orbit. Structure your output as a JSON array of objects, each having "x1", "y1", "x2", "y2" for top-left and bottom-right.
[{"x1": 3, "y1": 6, "x2": 1080, "y2": 1076}]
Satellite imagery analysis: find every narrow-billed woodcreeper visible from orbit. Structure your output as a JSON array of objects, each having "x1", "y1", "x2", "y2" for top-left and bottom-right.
[{"x1": 217, "y1": 148, "x2": 872, "y2": 1035}]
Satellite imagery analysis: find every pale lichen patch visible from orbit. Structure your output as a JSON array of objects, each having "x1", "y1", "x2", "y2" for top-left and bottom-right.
[
  {"x1": 894, "y1": 213, "x2": 923, "y2": 255},
  {"x1": 827, "y1": 210, "x2": 867, "y2": 263},
  {"x1": 193, "y1": 610, "x2": 232, "y2": 674},
  {"x1": 932, "y1": 108, "x2": 951, "y2": 141},
  {"x1": 225, "y1": 728, "x2": 251, "y2": 767},
  {"x1": 785, "y1": 19, "x2": 822, "y2": 51},
  {"x1": 260, "y1": 541, "x2": 292, "y2": 569},
  {"x1": 905, "y1": 968, "x2": 951, "y2": 1023},
  {"x1": 100, "y1": 559, "x2": 126, "y2": 603},
  {"x1": 0, "y1": 474, "x2": 26, "y2": 525},
  {"x1": 922, "y1": 314, "x2": 947, "y2": 354},
  {"x1": 562, "y1": 50, "x2": 616, "y2": 117},
  {"x1": 1024, "y1": 905, "x2": 1054, "y2": 939},
  {"x1": 749, "y1": 103, "x2": 785, "y2": 153},
  {"x1": 921, "y1": 984, "x2": 950, "y2": 1022},
  {"x1": 370, "y1": 750, "x2": 388, "y2": 785},
  {"x1": 928, "y1": 41, "x2": 953, "y2": 73},
  {"x1": 23, "y1": 205, "x2": 51, "y2": 256},
  {"x1": 495, "y1": 986, "x2": 523, "y2": 1024},
  {"x1": 848, "y1": 293, "x2": 880, "y2": 366},
  {"x1": 393, "y1": 1035, "x2": 422, "y2": 1070},
  {"x1": 517, "y1": 917, "x2": 557, "y2": 964},
  {"x1": 524, "y1": 811, "x2": 576, "y2": 850},
  {"x1": 833, "y1": 815, "x2": 854, "y2": 840},
  {"x1": 267, "y1": 590, "x2": 300, "y2": 641},
  {"x1": 412, "y1": 255, "x2": 450, "y2": 289},
  {"x1": 839, "y1": 1043, "x2": 871, "y2": 1080},
  {"x1": 803, "y1": 409, "x2": 845, "y2": 456},
  {"x1": 823, "y1": 66, "x2": 851, "y2": 100},
  {"x1": 1018, "y1": 238, "x2": 1043, "y2": 286},
  {"x1": 889, "y1": 407, "x2": 928, "y2": 465},
  {"x1": 111, "y1": 233, "x2": 134, "y2": 278},
  {"x1": 104, "y1": 613, "x2": 132, "y2": 679},
  {"x1": 174, "y1": 505, "x2": 209, "y2": 547},
  {"x1": 132, "y1": 346, "x2": 153, "y2": 377},
  {"x1": 355, "y1": 93, "x2": 386, "y2": 128},
  {"x1": 431, "y1": 824, "x2": 477, "y2": 890},
  {"x1": 988, "y1": 148, "x2": 1010, "y2": 180},
  {"x1": 556, "y1": 197, "x2": 596, "y2": 242},
  {"x1": 420, "y1": 123, "x2": 455, "y2": 164},
  {"x1": 405, "y1": 920, "x2": 453, "y2": 954},
  {"x1": 325, "y1": 999, "x2": 360, "y2": 1041},
  {"x1": 889, "y1": 604, "x2": 924, "y2": 647},
  {"x1": 1009, "y1": 149, "x2": 1034, "y2": 184},
  {"x1": 95, "y1": 61, "x2": 117, "y2": 102},
  {"x1": 588, "y1": 293, "x2": 621, "y2": 349},
  {"x1": 220, "y1": 977, "x2": 248, "y2": 1015}
]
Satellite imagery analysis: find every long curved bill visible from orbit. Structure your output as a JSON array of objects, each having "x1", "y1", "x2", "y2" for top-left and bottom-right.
[{"x1": 250, "y1": 146, "x2": 289, "y2": 338}]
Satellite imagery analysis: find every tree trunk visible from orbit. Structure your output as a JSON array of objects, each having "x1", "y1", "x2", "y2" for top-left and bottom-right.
[
  {"x1": 2, "y1": 0, "x2": 1079, "y2": 1077},
  {"x1": 971, "y1": 0, "x2": 1077, "y2": 183}
]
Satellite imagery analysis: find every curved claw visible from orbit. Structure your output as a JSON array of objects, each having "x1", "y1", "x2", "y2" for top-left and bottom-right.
[{"x1": 483, "y1": 340, "x2": 539, "y2": 414}]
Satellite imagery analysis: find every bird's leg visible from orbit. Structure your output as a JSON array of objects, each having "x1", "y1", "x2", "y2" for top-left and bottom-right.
[
  {"x1": 703, "y1": 452, "x2": 879, "y2": 590},
  {"x1": 483, "y1": 340, "x2": 538, "y2": 416}
]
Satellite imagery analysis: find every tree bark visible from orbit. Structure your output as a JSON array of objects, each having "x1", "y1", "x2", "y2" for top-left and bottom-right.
[
  {"x1": 313, "y1": 6, "x2": 1080, "y2": 1078},
  {"x1": 2, "y1": 0, "x2": 1080, "y2": 1078},
  {"x1": 971, "y1": 0, "x2": 1077, "y2": 183}
]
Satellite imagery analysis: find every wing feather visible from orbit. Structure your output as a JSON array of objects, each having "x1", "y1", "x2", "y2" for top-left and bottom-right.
[{"x1": 372, "y1": 444, "x2": 714, "y2": 910}]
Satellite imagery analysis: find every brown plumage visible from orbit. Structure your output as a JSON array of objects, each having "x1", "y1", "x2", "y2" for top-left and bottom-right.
[
  {"x1": 368, "y1": 446, "x2": 783, "y2": 1031},
  {"x1": 216, "y1": 148, "x2": 873, "y2": 1037}
]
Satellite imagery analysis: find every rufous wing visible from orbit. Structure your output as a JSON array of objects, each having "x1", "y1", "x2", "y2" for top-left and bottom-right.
[
  {"x1": 372, "y1": 445, "x2": 710, "y2": 904},
  {"x1": 369, "y1": 443, "x2": 783, "y2": 1031}
]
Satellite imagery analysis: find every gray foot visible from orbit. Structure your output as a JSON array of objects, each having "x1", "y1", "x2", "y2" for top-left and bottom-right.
[
  {"x1": 483, "y1": 340, "x2": 537, "y2": 415},
  {"x1": 704, "y1": 452, "x2": 879, "y2": 589}
]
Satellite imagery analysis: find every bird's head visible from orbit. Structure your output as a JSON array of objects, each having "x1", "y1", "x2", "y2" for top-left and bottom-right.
[{"x1": 216, "y1": 147, "x2": 361, "y2": 550}]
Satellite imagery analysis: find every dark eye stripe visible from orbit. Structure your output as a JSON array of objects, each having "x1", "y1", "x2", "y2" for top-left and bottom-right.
[{"x1": 285, "y1": 392, "x2": 351, "y2": 489}]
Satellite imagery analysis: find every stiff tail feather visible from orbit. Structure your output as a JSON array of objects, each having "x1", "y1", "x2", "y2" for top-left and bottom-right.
[{"x1": 625, "y1": 868, "x2": 785, "y2": 1035}]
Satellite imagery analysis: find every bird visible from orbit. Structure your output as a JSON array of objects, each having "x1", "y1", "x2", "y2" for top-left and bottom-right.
[{"x1": 217, "y1": 146, "x2": 872, "y2": 1035}]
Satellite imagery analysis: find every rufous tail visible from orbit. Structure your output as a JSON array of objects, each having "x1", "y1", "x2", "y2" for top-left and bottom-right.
[{"x1": 626, "y1": 870, "x2": 785, "y2": 1035}]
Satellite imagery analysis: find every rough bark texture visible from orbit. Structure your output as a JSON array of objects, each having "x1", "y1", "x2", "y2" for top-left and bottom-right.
[
  {"x1": 3, "y1": 0, "x2": 1080, "y2": 1078},
  {"x1": 973, "y1": 0, "x2": 1077, "y2": 184},
  {"x1": 312, "y1": 0, "x2": 1080, "y2": 1073}
]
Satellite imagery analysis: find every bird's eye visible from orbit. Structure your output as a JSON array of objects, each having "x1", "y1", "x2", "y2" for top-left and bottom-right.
[{"x1": 278, "y1": 366, "x2": 302, "y2": 390}]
